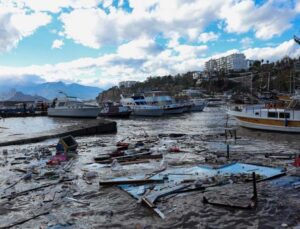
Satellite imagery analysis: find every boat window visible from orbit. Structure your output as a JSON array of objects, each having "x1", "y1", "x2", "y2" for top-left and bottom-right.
[
  {"x1": 268, "y1": 112, "x2": 278, "y2": 118},
  {"x1": 58, "y1": 102, "x2": 65, "y2": 107},
  {"x1": 279, "y1": 113, "x2": 290, "y2": 119},
  {"x1": 255, "y1": 112, "x2": 259, "y2": 116}
]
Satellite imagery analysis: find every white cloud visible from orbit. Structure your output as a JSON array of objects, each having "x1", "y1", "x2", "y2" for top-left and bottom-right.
[
  {"x1": 59, "y1": 0, "x2": 227, "y2": 49},
  {"x1": 20, "y1": 0, "x2": 71, "y2": 13},
  {"x1": 240, "y1": 37, "x2": 253, "y2": 49},
  {"x1": 11, "y1": 12, "x2": 51, "y2": 37},
  {"x1": 296, "y1": 1, "x2": 300, "y2": 12},
  {"x1": 220, "y1": 0, "x2": 297, "y2": 40},
  {"x1": 0, "y1": 39, "x2": 299, "y2": 88},
  {"x1": 0, "y1": 0, "x2": 299, "y2": 88},
  {"x1": 198, "y1": 32, "x2": 219, "y2": 43},
  {"x1": 57, "y1": 0, "x2": 300, "y2": 50},
  {"x1": 243, "y1": 39, "x2": 300, "y2": 61},
  {"x1": 227, "y1": 38, "x2": 237, "y2": 42},
  {"x1": 3, "y1": 0, "x2": 101, "y2": 13},
  {"x1": 60, "y1": 8, "x2": 119, "y2": 48},
  {"x1": 117, "y1": 37, "x2": 162, "y2": 59},
  {"x1": 0, "y1": 7, "x2": 51, "y2": 52},
  {"x1": 51, "y1": 39, "x2": 64, "y2": 49},
  {"x1": 0, "y1": 0, "x2": 298, "y2": 52},
  {"x1": 102, "y1": 0, "x2": 113, "y2": 8}
]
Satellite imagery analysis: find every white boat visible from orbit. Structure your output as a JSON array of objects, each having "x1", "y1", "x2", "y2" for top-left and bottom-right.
[
  {"x1": 120, "y1": 95, "x2": 164, "y2": 117},
  {"x1": 189, "y1": 99, "x2": 207, "y2": 112},
  {"x1": 145, "y1": 92, "x2": 185, "y2": 115},
  {"x1": 48, "y1": 95, "x2": 100, "y2": 118},
  {"x1": 228, "y1": 95, "x2": 300, "y2": 133}
]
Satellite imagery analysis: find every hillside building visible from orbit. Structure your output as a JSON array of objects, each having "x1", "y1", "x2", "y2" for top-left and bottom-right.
[
  {"x1": 205, "y1": 53, "x2": 248, "y2": 72},
  {"x1": 118, "y1": 81, "x2": 138, "y2": 88}
]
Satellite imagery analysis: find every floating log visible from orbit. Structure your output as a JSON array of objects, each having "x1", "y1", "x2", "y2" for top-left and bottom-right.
[{"x1": 94, "y1": 152, "x2": 162, "y2": 164}]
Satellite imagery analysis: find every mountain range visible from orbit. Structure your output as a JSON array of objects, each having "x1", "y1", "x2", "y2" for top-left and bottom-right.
[{"x1": 0, "y1": 81, "x2": 103, "y2": 101}]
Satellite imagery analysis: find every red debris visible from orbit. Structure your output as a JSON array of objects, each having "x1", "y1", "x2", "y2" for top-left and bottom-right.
[
  {"x1": 110, "y1": 150, "x2": 125, "y2": 157},
  {"x1": 47, "y1": 153, "x2": 68, "y2": 165},
  {"x1": 293, "y1": 156, "x2": 300, "y2": 167},
  {"x1": 116, "y1": 142, "x2": 129, "y2": 150},
  {"x1": 169, "y1": 146, "x2": 181, "y2": 153}
]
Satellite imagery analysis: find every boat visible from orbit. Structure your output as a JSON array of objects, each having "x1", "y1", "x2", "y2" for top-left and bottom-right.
[
  {"x1": 189, "y1": 99, "x2": 207, "y2": 112},
  {"x1": 98, "y1": 102, "x2": 132, "y2": 118},
  {"x1": 228, "y1": 94, "x2": 300, "y2": 133},
  {"x1": 120, "y1": 95, "x2": 164, "y2": 117},
  {"x1": 48, "y1": 95, "x2": 100, "y2": 118},
  {"x1": 144, "y1": 92, "x2": 185, "y2": 115}
]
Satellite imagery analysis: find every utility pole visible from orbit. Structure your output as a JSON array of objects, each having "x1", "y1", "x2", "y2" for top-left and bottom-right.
[
  {"x1": 290, "y1": 70, "x2": 293, "y2": 95},
  {"x1": 267, "y1": 72, "x2": 270, "y2": 92},
  {"x1": 251, "y1": 73, "x2": 253, "y2": 95}
]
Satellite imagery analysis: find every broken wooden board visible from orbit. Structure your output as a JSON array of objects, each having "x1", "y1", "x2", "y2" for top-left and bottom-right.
[{"x1": 99, "y1": 178, "x2": 165, "y2": 186}]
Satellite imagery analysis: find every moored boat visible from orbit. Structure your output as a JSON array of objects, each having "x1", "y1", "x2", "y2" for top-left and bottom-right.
[
  {"x1": 228, "y1": 95, "x2": 300, "y2": 133},
  {"x1": 48, "y1": 95, "x2": 100, "y2": 118},
  {"x1": 145, "y1": 91, "x2": 185, "y2": 115},
  {"x1": 120, "y1": 95, "x2": 164, "y2": 117}
]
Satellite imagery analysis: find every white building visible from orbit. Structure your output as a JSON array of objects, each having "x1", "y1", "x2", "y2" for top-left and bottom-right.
[
  {"x1": 118, "y1": 81, "x2": 138, "y2": 88},
  {"x1": 205, "y1": 53, "x2": 248, "y2": 72},
  {"x1": 205, "y1": 59, "x2": 217, "y2": 72},
  {"x1": 226, "y1": 53, "x2": 248, "y2": 71}
]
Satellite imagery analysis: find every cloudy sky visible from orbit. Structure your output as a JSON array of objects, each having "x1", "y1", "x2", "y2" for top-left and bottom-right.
[{"x1": 0, "y1": 0, "x2": 300, "y2": 89}]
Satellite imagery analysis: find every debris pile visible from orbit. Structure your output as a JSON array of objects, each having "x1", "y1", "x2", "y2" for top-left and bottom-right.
[{"x1": 0, "y1": 129, "x2": 300, "y2": 228}]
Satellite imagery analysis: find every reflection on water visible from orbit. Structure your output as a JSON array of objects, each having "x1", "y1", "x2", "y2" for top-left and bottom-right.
[{"x1": 116, "y1": 107, "x2": 232, "y2": 135}]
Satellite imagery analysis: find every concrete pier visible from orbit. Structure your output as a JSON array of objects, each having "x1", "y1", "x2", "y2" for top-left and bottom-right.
[{"x1": 0, "y1": 119, "x2": 117, "y2": 146}]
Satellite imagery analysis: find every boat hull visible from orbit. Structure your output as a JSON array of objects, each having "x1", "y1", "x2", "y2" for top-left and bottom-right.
[
  {"x1": 48, "y1": 107, "x2": 100, "y2": 118},
  {"x1": 190, "y1": 104, "x2": 206, "y2": 112},
  {"x1": 132, "y1": 108, "x2": 164, "y2": 117},
  {"x1": 163, "y1": 107, "x2": 185, "y2": 114}
]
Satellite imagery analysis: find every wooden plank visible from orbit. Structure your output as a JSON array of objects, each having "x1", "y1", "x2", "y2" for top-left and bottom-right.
[{"x1": 99, "y1": 178, "x2": 164, "y2": 186}]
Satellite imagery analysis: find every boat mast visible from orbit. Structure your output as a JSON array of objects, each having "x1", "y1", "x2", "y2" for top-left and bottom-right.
[{"x1": 294, "y1": 35, "x2": 300, "y2": 94}]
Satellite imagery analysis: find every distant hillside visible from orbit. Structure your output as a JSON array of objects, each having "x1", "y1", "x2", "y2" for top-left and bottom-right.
[
  {"x1": 7, "y1": 91, "x2": 48, "y2": 101},
  {"x1": 98, "y1": 56, "x2": 300, "y2": 103},
  {"x1": 0, "y1": 81, "x2": 103, "y2": 100},
  {"x1": 97, "y1": 72, "x2": 197, "y2": 102}
]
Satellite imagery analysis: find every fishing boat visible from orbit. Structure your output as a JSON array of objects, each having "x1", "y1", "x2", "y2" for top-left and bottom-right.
[
  {"x1": 228, "y1": 94, "x2": 300, "y2": 133},
  {"x1": 120, "y1": 95, "x2": 164, "y2": 117},
  {"x1": 98, "y1": 102, "x2": 132, "y2": 118},
  {"x1": 48, "y1": 94, "x2": 100, "y2": 118}
]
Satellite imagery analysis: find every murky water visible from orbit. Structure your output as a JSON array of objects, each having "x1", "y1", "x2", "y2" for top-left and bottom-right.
[
  {"x1": 0, "y1": 117, "x2": 82, "y2": 139},
  {"x1": 0, "y1": 107, "x2": 299, "y2": 228}
]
